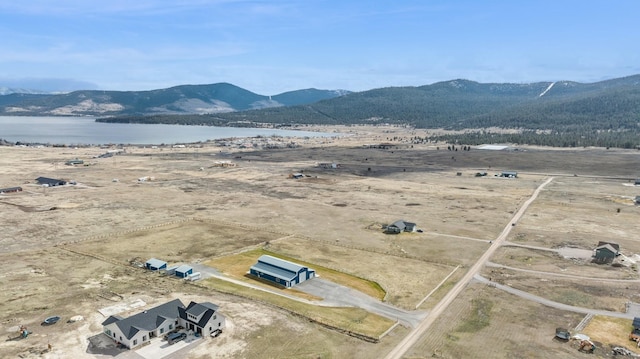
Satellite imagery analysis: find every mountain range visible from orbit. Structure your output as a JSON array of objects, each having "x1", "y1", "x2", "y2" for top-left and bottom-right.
[
  {"x1": 2, "y1": 75, "x2": 640, "y2": 135},
  {"x1": 0, "y1": 83, "x2": 351, "y2": 116}
]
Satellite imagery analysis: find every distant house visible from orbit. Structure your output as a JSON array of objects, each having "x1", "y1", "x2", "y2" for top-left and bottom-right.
[
  {"x1": 499, "y1": 171, "x2": 518, "y2": 178},
  {"x1": 145, "y1": 258, "x2": 167, "y2": 271},
  {"x1": 318, "y1": 162, "x2": 340, "y2": 169},
  {"x1": 65, "y1": 159, "x2": 84, "y2": 165},
  {"x1": 635, "y1": 179, "x2": 640, "y2": 186},
  {"x1": 102, "y1": 298, "x2": 225, "y2": 349},
  {"x1": 249, "y1": 255, "x2": 315, "y2": 288},
  {"x1": 385, "y1": 220, "x2": 417, "y2": 234},
  {"x1": 0, "y1": 186, "x2": 22, "y2": 194},
  {"x1": 35, "y1": 177, "x2": 67, "y2": 187},
  {"x1": 593, "y1": 242, "x2": 619, "y2": 264}
]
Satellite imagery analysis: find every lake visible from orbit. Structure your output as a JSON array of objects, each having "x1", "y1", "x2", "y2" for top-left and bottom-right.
[{"x1": 0, "y1": 116, "x2": 339, "y2": 145}]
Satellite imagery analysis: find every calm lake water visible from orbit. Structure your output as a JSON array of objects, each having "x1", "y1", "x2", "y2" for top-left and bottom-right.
[{"x1": 0, "y1": 116, "x2": 338, "y2": 145}]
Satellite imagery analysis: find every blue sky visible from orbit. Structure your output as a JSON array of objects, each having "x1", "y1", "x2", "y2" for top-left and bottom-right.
[{"x1": 0, "y1": 0, "x2": 638, "y2": 94}]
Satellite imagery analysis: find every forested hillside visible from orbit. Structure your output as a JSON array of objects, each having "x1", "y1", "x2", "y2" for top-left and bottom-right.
[{"x1": 99, "y1": 75, "x2": 640, "y2": 148}]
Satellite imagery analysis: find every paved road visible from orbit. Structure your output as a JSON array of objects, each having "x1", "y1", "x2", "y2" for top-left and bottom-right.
[
  {"x1": 383, "y1": 177, "x2": 554, "y2": 359},
  {"x1": 297, "y1": 278, "x2": 427, "y2": 327},
  {"x1": 473, "y1": 274, "x2": 635, "y2": 319}
]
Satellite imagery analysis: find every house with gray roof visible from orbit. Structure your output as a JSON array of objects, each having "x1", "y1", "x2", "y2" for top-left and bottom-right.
[
  {"x1": 385, "y1": 220, "x2": 417, "y2": 234},
  {"x1": 249, "y1": 255, "x2": 315, "y2": 288},
  {"x1": 101, "y1": 298, "x2": 225, "y2": 349},
  {"x1": 178, "y1": 301, "x2": 225, "y2": 337},
  {"x1": 102, "y1": 298, "x2": 183, "y2": 349}
]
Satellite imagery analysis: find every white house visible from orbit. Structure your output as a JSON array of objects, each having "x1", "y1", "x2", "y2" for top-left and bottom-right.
[
  {"x1": 101, "y1": 299, "x2": 225, "y2": 349},
  {"x1": 178, "y1": 301, "x2": 225, "y2": 337}
]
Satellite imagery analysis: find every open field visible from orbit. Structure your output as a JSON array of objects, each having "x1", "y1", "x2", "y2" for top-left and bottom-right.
[
  {"x1": 1, "y1": 125, "x2": 640, "y2": 358},
  {"x1": 405, "y1": 283, "x2": 590, "y2": 359}
]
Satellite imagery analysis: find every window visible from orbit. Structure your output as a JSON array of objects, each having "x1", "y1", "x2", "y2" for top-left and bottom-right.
[
  {"x1": 169, "y1": 324, "x2": 173, "y2": 330},
  {"x1": 160, "y1": 328, "x2": 164, "y2": 334},
  {"x1": 143, "y1": 335, "x2": 147, "y2": 341},
  {"x1": 113, "y1": 333, "x2": 116, "y2": 338},
  {"x1": 218, "y1": 322, "x2": 221, "y2": 327},
  {"x1": 213, "y1": 315, "x2": 217, "y2": 320},
  {"x1": 133, "y1": 339, "x2": 137, "y2": 346},
  {"x1": 105, "y1": 329, "x2": 111, "y2": 336}
]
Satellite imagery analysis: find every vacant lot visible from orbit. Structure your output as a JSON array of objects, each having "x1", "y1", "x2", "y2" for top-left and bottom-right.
[{"x1": 1, "y1": 125, "x2": 640, "y2": 358}]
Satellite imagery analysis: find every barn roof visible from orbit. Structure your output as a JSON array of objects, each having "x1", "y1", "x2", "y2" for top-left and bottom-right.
[{"x1": 250, "y1": 255, "x2": 310, "y2": 281}]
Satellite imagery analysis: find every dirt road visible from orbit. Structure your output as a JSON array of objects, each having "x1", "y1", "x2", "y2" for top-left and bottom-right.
[{"x1": 383, "y1": 177, "x2": 554, "y2": 359}]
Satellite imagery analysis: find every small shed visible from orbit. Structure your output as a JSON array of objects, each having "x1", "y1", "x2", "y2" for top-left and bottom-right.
[
  {"x1": 175, "y1": 265, "x2": 193, "y2": 278},
  {"x1": 165, "y1": 265, "x2": 179, "y2": 275},
  {"x1": 635, "y1": 179, "x2": 640, "y2": 186},
  {"x1": 593, "y1": 243, "x2": 619, "y2": 264},
  {"x1": 145, "y1": 258, "x2": 167, "y2": 271}
]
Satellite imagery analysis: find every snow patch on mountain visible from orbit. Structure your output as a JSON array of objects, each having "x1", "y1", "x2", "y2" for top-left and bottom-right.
[
  {"x1": 48, "y1": 100, "x2": 124, "y2": 115},
  {"x1": 538, "y1": 82, "x2": 555, "y2": 97},
  {"x1": 150, "y1": 98, "x2": 235, "y2": 114}
]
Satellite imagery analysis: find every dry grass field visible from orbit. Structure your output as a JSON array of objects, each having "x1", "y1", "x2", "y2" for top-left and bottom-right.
[{"x1": 1, "y1": 125, "x2": 640, "y2": 358}]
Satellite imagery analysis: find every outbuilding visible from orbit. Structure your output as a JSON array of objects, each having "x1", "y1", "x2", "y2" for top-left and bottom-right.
[
  {"x1": 249, "y1": 255, "x2": 315, "y2": 288},
  {"x1": 175, "y1": 265, "x2": 193, "y2": 278},
  {"x1": 593, "y1": 243, "x2": 619, "y2": 264},
  {"x1": 145, "y1": 258, "x2": 167, "y2": 271}
]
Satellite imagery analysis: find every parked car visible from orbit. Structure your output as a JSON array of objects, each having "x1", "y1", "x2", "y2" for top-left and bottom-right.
[
  {"x1": 42, "y1": 316, "x2": 61, "y2": 325},
  {"x1": 167, "y1": 332, "x2": 187, "y2": 345},
  {"x1": 211, "y1": 329, "x2": 222, "y2": 338}
]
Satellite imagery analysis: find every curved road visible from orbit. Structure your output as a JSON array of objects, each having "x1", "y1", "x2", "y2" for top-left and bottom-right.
[
  {"x1": 384, "y1": 177, "x2": 554, "y2": 359},
  {"x1": 473, "y1": 274, "x2": 635, "y2": 319}
]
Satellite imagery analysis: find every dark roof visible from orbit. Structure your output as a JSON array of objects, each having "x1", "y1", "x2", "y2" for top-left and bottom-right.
[
  {"x1": 103, "y1": 298, "x2": 185, "y2": 339},
  {"x1": 0, "y1": 186, "x2": 22, "y2": 193},
  {"x1": 388, "y1": 220, "x2": 416, "y2": 230},
  {"x1": 101, "y1": 315, "x2": 123, "y2": 326},
  {"x1": 389, "y1": 220, "x2": 407, "y2": 230},
  {"x1": 597, "y1": 241, "x2": 620, "y2": 251},
  {"x1": 35, "y1": 177, "x2": 66, "y2": 185},
  {"x1": 178, "y1": 301, "x2": 218, "y2": 328},
  {"x1": 633, "y1": 317, "x2": 640, "y2": 329}
]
